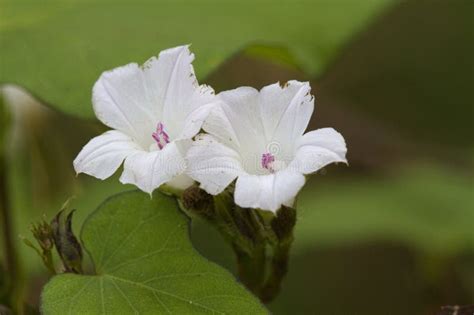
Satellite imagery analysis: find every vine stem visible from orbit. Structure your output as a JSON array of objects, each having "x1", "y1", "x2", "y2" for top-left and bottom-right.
[{"x1": 0, "y1": 153, "x2": 21, "y2": 313}]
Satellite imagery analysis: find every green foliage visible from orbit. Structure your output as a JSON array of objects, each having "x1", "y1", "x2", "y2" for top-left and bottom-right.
[
  {"x1": 41, "y1": 190, "x2": 266, "y2": 314},
  {"x1": 295, "y1": 165, "x2": 474, "y2": 255},
  {"x1": 318, "y1": 0, "x2": 474, "y2": 148},
  {"x1": 0, "y1": 0, "x2": 392, "y2": 117}
]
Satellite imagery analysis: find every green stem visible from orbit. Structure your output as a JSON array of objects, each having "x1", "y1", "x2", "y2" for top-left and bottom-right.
[
  {"x1": 233, "y1": 243, "x2": 266, "y2": 296},
  {"x1": 259, "y1": 240, "x2": 292, "y2": 303},
  {"x1": 42, "y1": 250, "x2": 55, "y2": 275},
  {"x1": 181, "y1": 186, "x2": 293, "y2": 303},
  {"x1": 258, "y1": 206, "x2": 296, "y2": 303},
  {"x1": 0, "y1": 154, "x2": 21, "y2": 313}
]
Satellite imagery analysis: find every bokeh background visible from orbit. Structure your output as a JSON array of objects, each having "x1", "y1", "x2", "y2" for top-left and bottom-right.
[{"x1": 0, "y1": 0, "x2": 473, "y2": 314}]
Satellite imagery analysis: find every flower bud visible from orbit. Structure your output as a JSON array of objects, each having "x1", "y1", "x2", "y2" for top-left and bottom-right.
[
  {"x1": 50, "y1": 209, "x2": 83, "y2": 274},
  {"x1": 23, "y1": 217, "x2": 56, "y2": 273},
  {"x1": 271, "y1": 206, "x2": 296, "y2": 243},
  {"x1": 30, "y1": 219, "x2": 53, "y2": 251},
  {"x1": 182, "y1": 185, "x2": 214, "y2": 219}
]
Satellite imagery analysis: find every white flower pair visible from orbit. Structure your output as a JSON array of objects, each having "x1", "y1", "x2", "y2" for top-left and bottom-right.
[{"x1": 74, "y1": 45, "x2": 347, "y2": 213}]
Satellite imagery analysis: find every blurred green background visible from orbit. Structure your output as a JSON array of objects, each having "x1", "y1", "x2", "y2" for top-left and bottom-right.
[{"x1": 0, "y1": 0, "x2": 473, "y2": 314}]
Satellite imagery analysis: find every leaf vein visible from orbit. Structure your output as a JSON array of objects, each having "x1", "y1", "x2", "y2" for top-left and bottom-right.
[
  {"x1": 142, "y1": 272, "x2": 222, "y2": 284},
  {"x1": 101, "y1": 211, "x2": 163, "y2": 270},
  {"x1": 152, "y1": 291, "x2": 172, "y2": 314},
  {"x1": 107, "y1": 275, "x2": 224, "y2": 314},
  {"x1": 67, "y1": 278, "x2": 95, "y2": 315},
  {"x1": 106, "y1": 223, "x2": 184, "y2": 273},
  {"x1": 109, "y1": 277, "x2": 139, "y2": 314}
]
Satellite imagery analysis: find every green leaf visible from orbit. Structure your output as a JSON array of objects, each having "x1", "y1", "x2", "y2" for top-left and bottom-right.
[
  {"x1": 0, "y1": 0, "x2": 393, "y2": 117},
  {"x1": 41, "y1": 190, "x2": 266, "y2": 314}
]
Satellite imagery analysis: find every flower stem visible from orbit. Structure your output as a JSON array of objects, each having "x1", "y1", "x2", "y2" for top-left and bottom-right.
[
  {"x1": 0, "y1": 153, "x2": 21, "y2": 313},
  {"x1": 259, "y1": 239, "x2": 292, "y2": 303},
  {"x1": 0, "y1": 98, "x2": 22, "y2": 313},
  {"x1": 258, "y1": 205, "x2": 296, "y2": 303},
  {"x1": 233, "y1": 242, "x2": 266, "y2": 296},
  {"x1": 42, "y1": 249, "x2": 55, "y2": 275},
  {"x1": 180, "y1": 186, "x2": 296, "y2": 303}
]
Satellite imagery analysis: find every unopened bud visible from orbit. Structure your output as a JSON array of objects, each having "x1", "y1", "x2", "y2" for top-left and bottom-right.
[
  {"x1": 30, "y1": 219, "x2": 53, "y2": 251},
  {"x1": 51, "y1": 209, "x2": 83, "y2": 274},
  {"x1": 271, "y1": 206, "x2": 296, "y2": 243},
  {"x1": 182, "y1": 185, "x2": 214, "y2": 219}
]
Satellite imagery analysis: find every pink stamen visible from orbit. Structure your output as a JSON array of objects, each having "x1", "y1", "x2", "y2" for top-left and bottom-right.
[
  {"x1": 261, "y1": 152, "x2": 275, "y2": 172},
  {"x1": 152, "y1": 122, "x2": 170, "y2": 149}
]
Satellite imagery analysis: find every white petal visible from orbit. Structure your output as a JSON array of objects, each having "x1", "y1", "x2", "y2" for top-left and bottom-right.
[
  {"x1": 93, "y1": 45, "x2": 215, "y2": 148},
  {"x1": 119, "y1": 141, "x2": 186, "y2": 194},
  {"x1": 158, "y1": 139, "x2": 194, "y2": 190},
  {"x1": 258, "y1": 81, "x2": 314, "y2": 154},
  {"x1": 165, "y1": 173, "x2": 195, "y2": 190},
  {"x1": 73, "y1": 130, "x2": 139, "y2": 180},
  {"x1": 175, "y1": 96, "x2": 215, "y2": 140},
  {"x1": 152, "y1": 46, "x2": 215, "y2": 140},
  {"x1": 187, "y1": 134, "x2": 244, "y2": 195},
  {"x1": 202, "y1": 102, "x2": 241, "y2": 151},
  {"x1": 92, "y1": 63, "x2": 158, "y2": 147},
  {"x1": 290, "y1": 128, "x2": 347, "y2": 174},
  {"x1": 234, "y1": 170, "x2": 305, "y2": 213},
  {"x1": 212, "y1": 87, "x2": 266, "y2": 152}
]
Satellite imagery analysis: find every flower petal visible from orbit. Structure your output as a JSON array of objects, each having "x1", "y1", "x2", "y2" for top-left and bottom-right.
[
  {"x1": 187, "y1": 134, "x2": 244, "y2": 195},
  {"x1": 175, "y1": 97, "x2": 215, "y2": 141},
  {"x1": 93, "y1": 63, "x2": 158, "y2": 147},
  {"x1": 290, "y1": 128, "x2": 347, "y2": 174},
  {"x1": 73, "y1": 130, "x2": 139, "y2": 180},
  {"x1": 119, "y1": 141, "x2": 186, "y2": 194},
  {"x1": 234, "y1": 170, "x2": 305, "y2": 213},
  {"x1": 153, "y1": 46, "x2": 215, "y2": 140},
  {"x1": 210, "y1": 87, "x2": 266, "y2": 152},
  {"x1": 165, "y1": 173, "x2": 195, "y2": 190},
  {"x1": 202, "y1": 102, "x2": 241, "y2": 151},
  {"x1": 93, "y1": 45, "x2": 215, "y2": 148},
  {"x1": 258, "y1": 81, "x2": 314, "y2": 153}
]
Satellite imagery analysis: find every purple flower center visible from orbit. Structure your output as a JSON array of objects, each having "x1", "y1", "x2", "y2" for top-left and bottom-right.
[
  {"x1": 152, "y1": 122, "x2": 170, "y2": 150},
  {"x1": 261, "y1": 152, "x2": 275, "y2": 172}
]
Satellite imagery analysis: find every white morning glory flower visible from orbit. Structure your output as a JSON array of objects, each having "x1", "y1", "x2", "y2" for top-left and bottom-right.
[
  {"x1": 74, "y1": 45, "x2": 215, "y2": 194},
  {"x1": 186, "y1": 81, "x2": 347, "y2": 212}
]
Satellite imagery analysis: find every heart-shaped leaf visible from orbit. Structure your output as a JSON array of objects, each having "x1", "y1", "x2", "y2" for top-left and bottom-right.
[{"x1": 41, "y1": 190, "x2": 266, "y2": 314}]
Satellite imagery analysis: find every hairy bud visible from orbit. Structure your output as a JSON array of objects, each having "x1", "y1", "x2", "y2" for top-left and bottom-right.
[
  {"x1": 271, "y1": 206, "x2": 296, "y2": 243},
  {"x1": 50, "y1": 209, "x2": 83, "y2": 274},
  {"x1": 182, "y1": 185, "x2": 214, "y2": 219},
  {"x1": 30, "y1": 219, "x2": 54, "y2": 251}
]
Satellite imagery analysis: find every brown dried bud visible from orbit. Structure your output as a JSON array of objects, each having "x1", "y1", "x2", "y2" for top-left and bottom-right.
[
  {"x1": 30, "y1": 219, "x2": 54, "y2": 251},
  {"x1": 271, "y1": 206, "x2": 296, "y2": 243},
  {"x1": 50, "y1": 209, "x2": 83, "y2": 274},
  {"x1": 182, "y1": 185, "x2": 214, "y2": 219}
]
